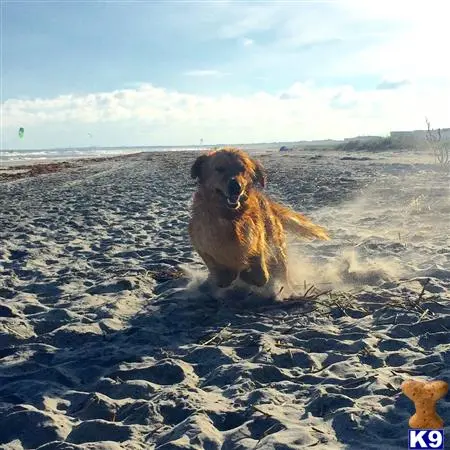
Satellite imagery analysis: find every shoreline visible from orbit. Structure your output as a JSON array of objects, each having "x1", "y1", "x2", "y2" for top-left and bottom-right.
[{"x1": 0, "y1": 152, "x2": 145, "y2": 183}]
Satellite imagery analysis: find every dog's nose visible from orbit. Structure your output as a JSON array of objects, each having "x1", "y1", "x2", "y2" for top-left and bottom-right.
[{"x1": 228, "y1": 178, "x2": 242, "y2": 196}]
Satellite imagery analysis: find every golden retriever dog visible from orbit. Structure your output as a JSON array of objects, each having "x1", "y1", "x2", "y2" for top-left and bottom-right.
[{"x1": 189, "y1": 148, "x2": 329, "y2": 293}]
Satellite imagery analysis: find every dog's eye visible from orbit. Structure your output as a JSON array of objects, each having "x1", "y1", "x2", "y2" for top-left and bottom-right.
[{"x1": 215, "y1": 167, "x2": 225, "y2": 173}]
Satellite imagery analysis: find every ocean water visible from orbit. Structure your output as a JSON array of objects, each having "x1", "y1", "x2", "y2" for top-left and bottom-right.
[
  {"x1": 0, "y1": 143, "x2": 278, "y2": 166},
  {"x1": 0, "y1": 146, "x2": 209, "y2": 166}
]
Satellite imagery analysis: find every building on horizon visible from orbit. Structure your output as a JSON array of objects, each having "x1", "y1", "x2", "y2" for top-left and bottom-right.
[{"x1": 390, "y1": 128, "x2": 450, "y2": 146}]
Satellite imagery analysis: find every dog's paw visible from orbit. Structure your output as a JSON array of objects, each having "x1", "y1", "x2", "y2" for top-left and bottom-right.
[
  {"x1": 240, "y1": 267, "x2": 269, "y2": 287},
  {"x1": 215, "y1": 270, "x2": 238, "y2": 288},
  {"x1": 198, "y1": 279, "x2": 213, "y2": 293},
  {"x1": 216, "y1": 280, "x2": 234, "y2": 289}
]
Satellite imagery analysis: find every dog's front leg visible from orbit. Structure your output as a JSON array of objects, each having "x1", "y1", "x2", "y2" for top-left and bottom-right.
[
  {"x1": 272, "y1": 246, "x2": 291, "y2": 290},
  {"x1": 240, "y1": 255, "x2": 269, "y2": 287},
  {"x1": 198, "y1": 251, "x2": 238, "y2": 288}
]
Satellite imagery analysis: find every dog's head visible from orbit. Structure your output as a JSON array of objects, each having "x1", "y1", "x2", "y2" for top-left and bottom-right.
[{"x1": 191, "y1": 148, "x2": 266, "y2": 210}]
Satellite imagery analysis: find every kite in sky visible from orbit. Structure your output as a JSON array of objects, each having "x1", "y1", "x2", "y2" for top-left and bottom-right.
[{"x1": 18, "y1": 127, "x2": 24, "y2": 139}]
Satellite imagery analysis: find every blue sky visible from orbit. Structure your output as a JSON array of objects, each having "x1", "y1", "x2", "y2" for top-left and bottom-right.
[{"x1": 2, "y1": 1, "x2": 449, "y2": 149}]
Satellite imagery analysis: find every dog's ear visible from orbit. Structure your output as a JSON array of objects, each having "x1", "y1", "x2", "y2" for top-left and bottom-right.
[
  {"x1": 191, "y1": 154, "x2": 208, "y2": 181},
  {"x1": 253, "y1": 160, "x2": 266, "y2": 188}
]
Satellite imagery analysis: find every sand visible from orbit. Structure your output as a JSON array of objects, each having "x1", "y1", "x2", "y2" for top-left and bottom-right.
[{"x1": 0, "y1": 148, "x2": 449, "y2": 449}]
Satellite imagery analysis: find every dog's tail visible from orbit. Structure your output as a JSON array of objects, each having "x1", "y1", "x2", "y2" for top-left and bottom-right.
[{"x1": 273, "y1": 202, "x2": 330, "y2": 241}]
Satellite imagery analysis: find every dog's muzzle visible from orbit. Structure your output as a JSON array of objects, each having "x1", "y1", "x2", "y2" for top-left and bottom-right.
[{"x1": 226, "y1": 178, "x2": 243, "y2": 209}]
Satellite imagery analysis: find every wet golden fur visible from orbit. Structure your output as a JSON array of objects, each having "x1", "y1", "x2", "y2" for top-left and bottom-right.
[{"x1": 189, "y1": 148, "x2": 330, "y2": 290}]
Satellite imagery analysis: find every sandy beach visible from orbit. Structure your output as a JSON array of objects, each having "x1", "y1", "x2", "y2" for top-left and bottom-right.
[{"x1": 0, "y1": 148, "x2": 449, "y2": 449}]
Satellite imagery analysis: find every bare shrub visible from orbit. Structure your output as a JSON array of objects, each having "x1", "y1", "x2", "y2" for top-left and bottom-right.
[{"x1": 425, "y1": 117, "x2": 450, "y2": 167}]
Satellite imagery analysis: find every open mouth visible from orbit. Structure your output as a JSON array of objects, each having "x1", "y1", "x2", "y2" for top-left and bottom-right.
[
  {"x1": 226, "y1": 195, "x2": 241, "y2": 209},
  {"x1": 216, "y1": 189, "x2": 242, "y2": 209}
]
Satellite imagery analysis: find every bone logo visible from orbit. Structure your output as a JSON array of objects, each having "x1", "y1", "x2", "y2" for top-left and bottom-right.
[{"x1": 402, "y1": 379, "x2": 448, "y2": 450}]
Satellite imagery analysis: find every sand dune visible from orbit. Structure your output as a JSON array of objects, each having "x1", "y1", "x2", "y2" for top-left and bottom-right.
[{"x1": 0, "y1": 149, "x2": 449, "y2": 449}]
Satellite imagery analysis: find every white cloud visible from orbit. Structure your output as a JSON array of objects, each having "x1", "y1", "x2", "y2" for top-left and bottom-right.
[
  {"x1": 376, "y1": 79, "x2": 410, "y2": 90},
  {"x1": 5, "y1": 2, "x2": 449, "y2": 150},
  {"x1": 216, "y1": 3, "x2": 286, "y2": 39},
  {"x1": 194, "y1": 1, "x2": 449, "y2": 86},
  {"x1": 3, "y1": 80, "x2": 449, "y2": 149},
  {"x1": 318, "y1": 1, "x2": 450, "y2": 81},
  {"x1": 184, "y1": 69, "x2": 227, "y2": 77}
]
